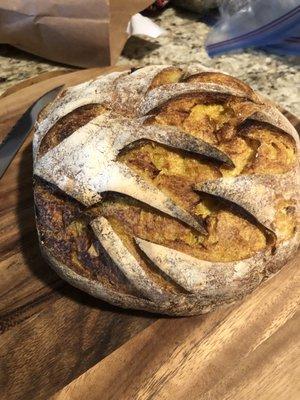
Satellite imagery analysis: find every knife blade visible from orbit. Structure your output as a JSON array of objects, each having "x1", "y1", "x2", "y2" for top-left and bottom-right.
[{"x1": 0, "y1": 85, "x2": 63, "y2": 179}]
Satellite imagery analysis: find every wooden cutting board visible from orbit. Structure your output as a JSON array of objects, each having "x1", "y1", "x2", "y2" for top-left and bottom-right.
[{"x1": 0, "y1": 67, "x2": 299, "y2": 400}]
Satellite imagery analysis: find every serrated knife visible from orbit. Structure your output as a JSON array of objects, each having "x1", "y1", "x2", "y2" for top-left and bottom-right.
[{"x1": 0, "y1": 85, "x2": 63, "y2": 179}]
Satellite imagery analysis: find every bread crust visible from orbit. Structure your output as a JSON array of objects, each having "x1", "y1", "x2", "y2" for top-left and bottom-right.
[
  {"x1": 40, "y1": 230, "x2": 299, "y2": 316},
  {"x1": 33, "y1": 65, "x2": 300, "y2": 316}
]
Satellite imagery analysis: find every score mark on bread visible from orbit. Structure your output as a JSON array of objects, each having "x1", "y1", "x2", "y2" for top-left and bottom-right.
[{"x1": 33, "y1": 65, "x2": 299, "y2": 316}]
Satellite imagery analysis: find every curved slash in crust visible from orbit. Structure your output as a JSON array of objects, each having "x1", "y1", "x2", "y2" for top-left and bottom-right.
[
  {"x1": 135, "y1": 232, "x2": 299, "y2": 298},
  {"x1": 137, "y1": 82, "x2": 254, "y2": 116},
  {"x1": 136, "y1": 237, "x2": 265, "y2": 295},
  {"x1": 33, "y1": 70, "x2": 130, "y2": 158},
  {"x1": 107, "y1": 163, "x2": 206, "y2": 233},
  {"x1": 251, "y1": 104, "x2": 300, "y2": 147},
  {"x1": 42, "y1": 245, "x2": 213, "y2": 316},
  {"x1": 194, "y1": 170, "x2": 299, "y2": 238},
  {"x1": 34, "y1": 112, "x2": 218, "y2": 233},
  {"x1": 39, "y1": 229, "x2": 299, "y2": 316},
  {"x1": 183, "y1": 71, "x2": 258, "y2": 101},
  {"x1": 42, "y1": 246, "x2": 158, "y2": 311},
  {"x1": 112, "y1": 65, "x2": 182, "y2": 114},
  {"x1": 117, "y1": 115, "x2": 234, "y2": 166},
  {"x1": 112, "y1": 65, "x2": 249, "y2": 116},
  {"x1": 91, "y1": 216, "x2": 171, "y2": 301}
]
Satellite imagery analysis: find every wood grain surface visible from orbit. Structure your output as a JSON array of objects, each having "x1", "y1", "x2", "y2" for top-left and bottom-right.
[
  {"x1": 0, "y1": 70, "x2": 73, "y2": 99},
  {"x1": 52, "y1": 255, "x2": 300, "y2": 400},
  {"x1": 0, "y1": 68, "x2": 299, "y2": 400}
]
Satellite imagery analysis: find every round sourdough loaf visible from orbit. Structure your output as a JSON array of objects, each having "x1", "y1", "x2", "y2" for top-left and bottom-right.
[{"x1": 33, "y1": 65, "x2": 299, "y2": 316}]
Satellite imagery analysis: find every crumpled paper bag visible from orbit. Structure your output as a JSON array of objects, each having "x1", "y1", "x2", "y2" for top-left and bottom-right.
[{"x1": 0, "y1": 0, "x2": 155, "y2": 67}]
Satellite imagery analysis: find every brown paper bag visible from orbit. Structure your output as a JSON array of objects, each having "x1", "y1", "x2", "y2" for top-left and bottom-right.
[{"x1": 0, "y1": 0, "x2": 153, "y2": 67}]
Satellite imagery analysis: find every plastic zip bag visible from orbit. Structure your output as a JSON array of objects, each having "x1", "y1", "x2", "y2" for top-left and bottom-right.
[
  {"x1": 206, "y1": 0, "x2": 300, "y2": 56},
  {"x1": 260, "y1": 22, "x2": 300, "y2": 56}
]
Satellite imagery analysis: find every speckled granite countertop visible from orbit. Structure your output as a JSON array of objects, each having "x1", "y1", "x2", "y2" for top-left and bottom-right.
[{"x1": 0, "y1": 7, "x2": 299, "y2": 114}]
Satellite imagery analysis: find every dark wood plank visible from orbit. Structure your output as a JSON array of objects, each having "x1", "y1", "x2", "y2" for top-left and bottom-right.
[{"x1": 0, "y1": 289, "x2": 156, "y2": 400}]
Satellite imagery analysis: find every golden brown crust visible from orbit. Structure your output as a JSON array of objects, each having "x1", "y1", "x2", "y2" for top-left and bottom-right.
[
  {"x1": 184, "y1": 72, "x2": 258, "y2": 101},
  {"x1": 34, "y1": 179, "x2": 140, "y2": 296},
  {"x1": 99, "y1": 195, "x2": 267, "y2": 262},
  {"x1": 33, "y1": 64, "x2": 300, "y2": 316}
]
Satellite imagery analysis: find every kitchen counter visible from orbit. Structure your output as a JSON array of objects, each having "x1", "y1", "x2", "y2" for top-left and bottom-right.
[{"x1": 0, "y1": 7, "x2": 299, "y2": 114}]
